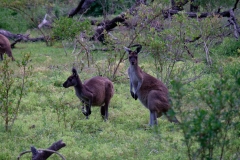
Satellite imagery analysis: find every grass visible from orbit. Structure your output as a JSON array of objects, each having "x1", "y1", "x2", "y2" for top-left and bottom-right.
[{"x1": 0, "y1": 41, "x2": 239, "y2": 160}]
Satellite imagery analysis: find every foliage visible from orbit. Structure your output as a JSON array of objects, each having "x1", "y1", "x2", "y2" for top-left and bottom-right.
[
  {"x1": 0, "y1": 0, "x2": 47, "y2": 28},
  {"x1": 214, "y1": 38, "x2": 240, "y2": 56},
  {"x1": 192, "y1": 0, "x2": 237, "y2": 10},
  {"x1": 0, "y1": 8, "x2": 29, "y2": 33},
  {"x1": 85, "y1": 0, "x2": 135, "y2": 16},
  {"x1": 171, "y1": 68, "x2": 240, "y2": 159},
  {"x1": 0, "y1": 53, "x2": 32, "y2": 131},
  {"x1": 53, "y1": 17, "x2": 91, "y2": 41},
  {"x1": 85, "y1": 1, "x2": 104, "y2": 17}
]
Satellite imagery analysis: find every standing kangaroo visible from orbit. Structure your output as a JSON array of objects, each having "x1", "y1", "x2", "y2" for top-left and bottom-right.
[
  {"x1": 0, "y1": 34, "x2": 15, "y2": 61},
  {"x1": 63, "y1": 68, "x2": 114, "y2": 121},
  {"x1": 125, "y1": 44, "x2": 179, "y2": 126}
]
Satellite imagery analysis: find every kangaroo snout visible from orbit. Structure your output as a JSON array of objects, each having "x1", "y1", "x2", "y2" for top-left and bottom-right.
[{"x1": 62, "y1": 81, "x2": 68, "y2": 88}]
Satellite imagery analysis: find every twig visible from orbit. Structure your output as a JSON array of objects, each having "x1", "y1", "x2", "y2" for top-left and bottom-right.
[{"x1": 62, "y1": 41, "x2": 69, "y2": 56}]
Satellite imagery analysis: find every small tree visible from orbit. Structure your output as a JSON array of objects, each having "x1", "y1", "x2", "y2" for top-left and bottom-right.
[
  {"x1": 0, "y1": 53, "x2": 32, "y2": 131},
  {"x1": 171, "y1": 68, "x2": 240, "y2": 159}
]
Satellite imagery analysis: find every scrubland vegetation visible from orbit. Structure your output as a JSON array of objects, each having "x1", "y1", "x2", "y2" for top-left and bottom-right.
[{"x1": 0, "y1": 0, "x2": 240, "y2": 159}]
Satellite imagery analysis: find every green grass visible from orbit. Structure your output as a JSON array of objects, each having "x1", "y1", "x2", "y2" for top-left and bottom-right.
[{"x1": 0, "y1": 41, "x2": 239, "y2": 160}]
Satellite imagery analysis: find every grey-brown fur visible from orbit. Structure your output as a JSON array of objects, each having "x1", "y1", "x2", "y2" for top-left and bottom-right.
[
  {"x1": 125, "y1": 44, "x2": 179, "y2": 126},
  {"x1": 63, "y1": 68, "x2": 114, "y2": 121},
  {"x1": 0, "y1": 34, "x2": 14, "y2": 61}
]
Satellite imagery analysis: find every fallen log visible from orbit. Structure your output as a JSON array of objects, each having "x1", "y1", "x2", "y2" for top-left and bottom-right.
[
  {"x1": 90, "y1": 14, "x2": 126, "y2": 42},
  {"x1": 17, "y1": 140, "x2": 66, "y2": 160},
  {"x1": 0, "y1": 29, "x2": 46, "y2": 48}
]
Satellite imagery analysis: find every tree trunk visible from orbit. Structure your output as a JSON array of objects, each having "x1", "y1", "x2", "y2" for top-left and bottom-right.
[{"x1": 68, "y1": 0, "x2": 96, "y2": 18}]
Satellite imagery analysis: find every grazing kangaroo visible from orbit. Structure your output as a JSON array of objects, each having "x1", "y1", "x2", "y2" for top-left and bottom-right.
[
  {"x1": 0, "y1": 34, "x2": 15, "y2": 61},
  {"x1": 125, "y1": 44, "x2": 179, "y2": 126},
  {"x1": 63, "y1": 68, "x2": 114, "y2": 121}
]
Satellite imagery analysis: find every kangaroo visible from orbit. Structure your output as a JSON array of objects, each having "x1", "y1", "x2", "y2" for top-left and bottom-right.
[
  {"x1": 0, "y1": 34, "x2": 15, "y2": 61},
  {"x1": 63, "y1": 68, "x2": 114, "y2": 121},
  {"x1": 125, "y1": 44, "x2": 179, "y2": 126}
]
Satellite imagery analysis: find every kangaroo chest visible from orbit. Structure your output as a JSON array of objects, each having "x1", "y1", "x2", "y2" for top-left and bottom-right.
[
  {"x1": 129, "y1": 67, "x2": 142, "y2": 91},
  {"x1": 74, "y1": 88, "x2": 90, "y2": 104}
]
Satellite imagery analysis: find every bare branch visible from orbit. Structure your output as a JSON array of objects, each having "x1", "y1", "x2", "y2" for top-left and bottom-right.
[
  {"x1": 68, "y1": 0, "x2": 96, "y2": 18},
  {"x1": 163, "y1": 9, "x2": 231, "y2": 19},
  {"x1": 228, "y1": 9, "x2": 240, "y2": 39},
  {"x1": 68, "y1": 0, "x2": 86, "y2": 17},
  {"x1": 90, "y1": 14, "x2": 126, "y2": 42},
  {"x1": 233, "y1": 0, "x2": 240, "y2": 11}
]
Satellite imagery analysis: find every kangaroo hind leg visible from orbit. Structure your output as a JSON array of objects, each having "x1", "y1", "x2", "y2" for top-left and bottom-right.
[{"x1": 149, "y1": 111, "x2": 157, "y2": 126}]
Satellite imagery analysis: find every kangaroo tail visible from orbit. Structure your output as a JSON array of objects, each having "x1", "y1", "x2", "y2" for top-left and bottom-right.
[{"x1": 164, "y1": 108, "x2": 180, "y2": 124}]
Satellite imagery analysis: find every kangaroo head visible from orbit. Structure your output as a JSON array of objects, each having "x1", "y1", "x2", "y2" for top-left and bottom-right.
[
  {"x1": 124, "y1": 44, "x2": 142, "y2": 66},
  {"x1": 63, "y1": 68, "x2": 79, "y2": 88}
]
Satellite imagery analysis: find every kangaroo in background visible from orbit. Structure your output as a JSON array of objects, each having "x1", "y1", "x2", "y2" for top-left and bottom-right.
[
  {"x1": 63, "y1": 68, "x2": 114, "y2": 121},
  {"x1": 0, "y1": 34, "x2": 15, "y2": 61},
  {"x1": 125, "y1": 44, "x2": 179, "y2": 126}
]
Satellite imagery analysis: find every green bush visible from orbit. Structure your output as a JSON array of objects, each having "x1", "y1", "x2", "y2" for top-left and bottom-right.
[
  {"x1": 0, "y1": 53, "x2": 32, "y2": 131},
  {"x1": 0, "y1": 8, "x2": 29, "y2": 33},
  {"x1": 53, "y1": 17, "x2": 91, "y2": 40},
  {"x1": 215, "y1": 38, "x2": 240, "y2": 56},
  {"x1": 171, "y1": 68, "x2": 240, "y2": 159},
  {"x1": 85, "y1": 0, "x2": 135, "y2": 16}
]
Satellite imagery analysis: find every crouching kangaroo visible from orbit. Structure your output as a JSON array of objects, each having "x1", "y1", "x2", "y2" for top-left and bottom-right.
[
  {"x1": 125, "y1": 44, "x2": 179, "y2": 126},
  {"x1": 0, "y1": 34, "x2": 15, "y2": 61},
  {"x1": 63, "y1": 68, "x2": 114, "y2": 121}
]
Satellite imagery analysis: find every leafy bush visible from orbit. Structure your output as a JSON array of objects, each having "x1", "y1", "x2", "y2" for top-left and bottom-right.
[
  {"x1": 215, "y1": 38, "x2": 240, "y2": 56},
  {"x1": 0, "y1": 53, "x2": 32, "y2": 131},
  {"x1": 171, "y1": 68, "x2": 240, "y2": 159},
  {"x1": 53, "y1": 17, "x2": 91, "y2": 40},
  {"x1": 85, "y1": 0, "x2": 135, "y2": 16},
  {"x1": 0, "y1": 8, "x2": 29, "y2": 33}
]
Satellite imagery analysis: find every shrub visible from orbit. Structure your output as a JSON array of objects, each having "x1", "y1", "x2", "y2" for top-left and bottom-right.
[
  {"x1": 0, "y1": 53, "x2": 32, "y2": 131},
  {"x1": 52, "y1": 17, "x2": 91, "y2": 41},
  {"x1": 171, "y1": 68, "x2": 240, "y2": 159},
  {"x1": 0, "y1": 8, "x2": 29, "y2": 33},
  {"x1": 215, "y1": 38, "x2": 240, "y2": 56}
]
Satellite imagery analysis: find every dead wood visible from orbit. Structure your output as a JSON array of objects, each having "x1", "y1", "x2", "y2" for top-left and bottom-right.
[
  {"x1": 90, "y1": 14, "x2": 126, "y2": 42},
  {"x1": 11, "y1": 38, "x2": 22, "y2": 48},
  {"x1": 0, "y1": 29, "x2": 46, "y2": 47},
  {"x1": 17, "y1": 140, "x2": 66, "y2": 160},
  {"x1": 0, "y1": 29, "x2": 29, "y2": 41},
  {"x1": 68, "y1": 0, "x2": 96, "y2": 18},
  {"x1": 32, "y1": 140, "x2": 66, "y2": 160},
  {"x1": 163, "y1": 9, "x2": 231, "y2": 19},
  {"x1": 166, "y1": 0, "x2": 239, "y2": 19}
]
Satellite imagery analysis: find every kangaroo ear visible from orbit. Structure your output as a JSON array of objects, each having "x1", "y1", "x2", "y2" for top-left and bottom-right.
[
  {"x1": 133, "y1": 44, "x2": 142, "y2": 54},
  {"x1": 135, "y1": 46, "x2": 142, "y2": 54},
  {"x1": 72, "y1": 68, "x2": 77, "y2": 76},
  {"x1": 124, "y1": 46, "x2": 131, "y2": 53}
]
